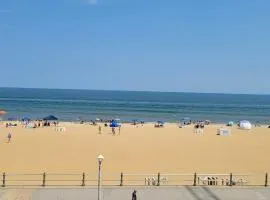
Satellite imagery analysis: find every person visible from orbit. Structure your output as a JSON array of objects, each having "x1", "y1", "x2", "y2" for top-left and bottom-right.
[
  {"x1": 132, "y1": 190, "x2": 137, "y2": 200},
  {"x1": 112, "y1": 127, "x2": 115, "y2": 135},
  {"x1": 98, "y1": 125, "x2": 102, "y2": 134},
  {"x1": 118, "y1": 126, "x2": 121, "y2": 135},
  {"x1": 7, "y1": 132, "x2": 11, "y2": 143}
]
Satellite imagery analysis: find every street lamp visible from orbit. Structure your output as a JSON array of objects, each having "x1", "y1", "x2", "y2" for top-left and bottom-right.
[{"x1": 97, "y1": 154, "x2": 104, "y2": 200}]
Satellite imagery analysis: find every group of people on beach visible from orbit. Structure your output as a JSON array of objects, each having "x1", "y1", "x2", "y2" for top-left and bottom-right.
[
  {"x1": 5, "y1": 120, "x2": 59, "y2": 129},
  {"x1": 98, "y1": 125, "x2": 121, "y2": 135}
]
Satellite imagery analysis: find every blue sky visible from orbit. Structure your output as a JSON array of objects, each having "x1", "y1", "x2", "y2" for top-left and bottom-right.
[{"x1": 0, "y1": 0, "x2": 270, "y2": 94}]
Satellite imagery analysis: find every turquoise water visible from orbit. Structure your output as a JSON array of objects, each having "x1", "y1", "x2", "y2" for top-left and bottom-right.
[{"x1": 0, "y1": 88, "x2": 270, "y2": 123}]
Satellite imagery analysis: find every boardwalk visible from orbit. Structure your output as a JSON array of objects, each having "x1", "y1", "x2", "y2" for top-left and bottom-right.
[{"x1": 0, "y1": 187, "x2": 269, "y2": 200}]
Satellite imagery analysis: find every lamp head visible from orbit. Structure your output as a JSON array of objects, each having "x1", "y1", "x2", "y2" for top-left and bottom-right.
[{"x1": 98, "y1": 154, "x2": 104, "y2": 163}]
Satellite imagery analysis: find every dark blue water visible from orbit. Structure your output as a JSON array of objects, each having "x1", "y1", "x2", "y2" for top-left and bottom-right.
[{"x1": 0, "y1": 88, "x2": 270, "y2": 123}]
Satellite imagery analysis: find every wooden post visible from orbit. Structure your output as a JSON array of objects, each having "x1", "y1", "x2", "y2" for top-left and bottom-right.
[
  {"x1": 82, "y1": 172, "x2": 85, "y2": 186},
  {"x1": 157, "y1": 172, "x2": 160, "y2": 186},
  {"x1": 120, "y1": 172, "x2": 123, "y2": 186},
  {"x1": 2, "y1": 173, "x2": 6, "y2": 187},
  {"x1": 265, "y1": 173, "x2": 268, "y2": 187},
  {"x1": 42, "y1": 172, "x2": 46, "y2": 187},
  {"x1": 229, "y1": 173, "x2": 233, "y2": 186},
  {"x1": 193, "y1": 172, "x2": 197, "y2": 186}
]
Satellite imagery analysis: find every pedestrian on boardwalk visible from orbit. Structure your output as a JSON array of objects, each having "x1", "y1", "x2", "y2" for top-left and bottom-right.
[{"x1": 132, "y1": 190, "x2": 137, "y2": 200}]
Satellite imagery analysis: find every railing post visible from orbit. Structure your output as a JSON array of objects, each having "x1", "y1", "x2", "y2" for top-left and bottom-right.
[
  {"x1": 193, "y1": 172, "x2": 197, "y2": 186},
  {"x1": 157, "y1": 172, "x2": 160, "y2": 186},
  {"x1": 120, "y1": 172, "x2": 123, "y2": 186},
  {"x1": 265, "y1": 173, "x2": 268, "y2": 187},
  {"x1": 82, "y1": 172, "x2": 85, "y2": 186},
  {"x1": 229, "y1": 173, "x2": 233, "y2": 186},
  {"x1": 2, "y1": 173, "x2": 6, "y2": 187},
  {"x1": 42, "y1": 172, "x2": 46, "y2": 187}
]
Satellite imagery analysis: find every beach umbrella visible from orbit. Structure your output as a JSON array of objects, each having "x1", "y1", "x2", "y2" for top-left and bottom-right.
[
  {"x1": 227, "y1": 121, "x2": 234, "y2": 126},
  {"x1": 0, "y1": 109, "x2": 7, "y2": 115},
  {"x1": 21, "y1": 117, "x2": 31, "y2": 121},
  {"x1": 110, "y1": 120, "x2": 119, "y2": 127},
  {"x1": 43, "y1": 115, "x2": 58, "y2": 121}
]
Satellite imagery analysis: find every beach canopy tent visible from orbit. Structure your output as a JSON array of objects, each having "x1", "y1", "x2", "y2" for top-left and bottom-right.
[
  {"x1": 8, "y1": 117, "x2": 16, "y2": 121},
  {"x1": 239, "y1": 120, "x2": 252, "y2": 130},
  {"x1": 110, "y1": 120, "x2": 120, "y2": 127},
  {"x1": 43, "y1": 115, "x2": 58, "y2": 121},
  {"x1": 227, "y1": 121, "x2": 234, "y2": 126},
  {"x1": 181, "y1": 117, "x2": 191, "y2": 125},
  {"x1": 217, "y1": 128, "x2": 231, "y2": 136},
  {"x1": 155, "y1": 121, "x2": 164, "y2": 128},
  {"x1": 21, "y1": 117, "x2": 31, "y2": 121}
]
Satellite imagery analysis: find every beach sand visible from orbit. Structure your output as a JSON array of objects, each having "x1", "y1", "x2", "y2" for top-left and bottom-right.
[{"x1": 0, "y1": 122, "x2": 269, "y2": 185}]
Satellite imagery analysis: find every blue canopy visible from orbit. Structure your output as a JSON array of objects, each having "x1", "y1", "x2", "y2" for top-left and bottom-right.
[
  {"x1": 157, "y1": 121, "x2": 164, "y2": 124},
  {"x1": 21, "y1": 117, "x2": 31, "y2": 121},
  {"x1": 8, "y1": 117, "x2": 16, "y2": 121},
  {"x1": 110, "y1": 120, "x2": 119, "y2": 127},
  {"x1": 43, "y1": 115, "x2": 58, "y2": 121}
]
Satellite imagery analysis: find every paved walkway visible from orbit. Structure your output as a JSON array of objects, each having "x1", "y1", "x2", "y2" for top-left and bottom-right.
[{"x1": 0, "y1": 187, "x2": 269, "y2": 200}]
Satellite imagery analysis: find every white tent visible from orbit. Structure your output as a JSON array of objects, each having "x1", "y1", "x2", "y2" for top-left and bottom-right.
[{"x1": 239, "y1": 120, "x2": 252, "y2": 130}]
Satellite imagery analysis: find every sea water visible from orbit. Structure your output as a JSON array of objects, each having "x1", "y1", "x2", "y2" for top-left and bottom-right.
[{"x1": 0, "y1": 88, "x2": 270, "y2": 123}]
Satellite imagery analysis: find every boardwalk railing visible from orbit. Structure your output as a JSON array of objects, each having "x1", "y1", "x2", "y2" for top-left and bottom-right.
[{"x1": 1, "y1": 172, "x2": 268, "y2": 187}]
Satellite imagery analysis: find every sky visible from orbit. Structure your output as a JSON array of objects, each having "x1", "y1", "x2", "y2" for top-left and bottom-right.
[{"x1": 0, "y1": 0, "x2": 270, "y2": 94}]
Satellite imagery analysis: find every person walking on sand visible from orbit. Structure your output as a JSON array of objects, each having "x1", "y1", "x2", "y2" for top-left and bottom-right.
[
  {"x1": 98, "y1": 125, "x2": 102, "y2": 134},
  {"x1": 118, "y1": 126, "x2": 121, "y2": 135},
  {"x1": 132, "y1": 190, "x2": 137, "y2": 200},
  {"x1": 112, "y1": 127, "x2": 115, "y2": 135},
  {"x1": 7, "y1": 132, "x2": 12, "y2": 143}
]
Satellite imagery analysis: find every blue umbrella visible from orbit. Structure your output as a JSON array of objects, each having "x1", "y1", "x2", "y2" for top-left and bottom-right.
[
  {"x1": 21, "y1": 117, "x2": 31, "y2": 121},
  {"x1": 157, "y1": 121, "x2": 164, "y2": 124},
  {"x1": 43, "y1": 115, "x2": 58, "y2": 121}
]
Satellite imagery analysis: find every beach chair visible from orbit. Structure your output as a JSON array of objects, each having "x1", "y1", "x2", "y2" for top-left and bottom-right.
[{"x1": 56, "y1": 127, "x2": 66, "y2": 132}]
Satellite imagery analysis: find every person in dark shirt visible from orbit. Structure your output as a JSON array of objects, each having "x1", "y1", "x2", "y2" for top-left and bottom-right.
[
  {"x1": 7, "y1": 132, "x2": 12, "y2": 143},
  {"x1": 132, "y1": 190, "x2": 137, "y2": 200}
]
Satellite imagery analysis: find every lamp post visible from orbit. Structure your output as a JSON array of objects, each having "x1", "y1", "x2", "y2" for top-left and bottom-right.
[{"x1": 97, "y1": 154, "x2": 104, "y2": 200}]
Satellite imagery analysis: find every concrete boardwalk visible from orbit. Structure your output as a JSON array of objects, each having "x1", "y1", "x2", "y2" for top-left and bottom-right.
[{"x1": 0, "y1": 187, "x2": 270, "y2": 200}]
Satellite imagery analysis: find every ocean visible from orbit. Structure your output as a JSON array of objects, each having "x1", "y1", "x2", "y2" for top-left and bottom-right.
[{"x1": 0, "y1": 88, "x2": 270, "y2": 123}]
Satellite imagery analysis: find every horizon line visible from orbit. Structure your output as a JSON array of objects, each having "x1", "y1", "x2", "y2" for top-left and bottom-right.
[{"x1": 0, "y1": 86, "x2": 269, "y2": 96}]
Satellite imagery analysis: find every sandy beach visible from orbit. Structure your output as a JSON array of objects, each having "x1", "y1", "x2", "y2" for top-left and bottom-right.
[{"x1": 0, "y1": 122, "x2": 269, "y2": 185}]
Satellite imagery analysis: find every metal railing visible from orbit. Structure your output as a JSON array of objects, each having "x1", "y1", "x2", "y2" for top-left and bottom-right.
[{"x1": 1, "y1": 172, "x2": 268, "y2": 187}]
